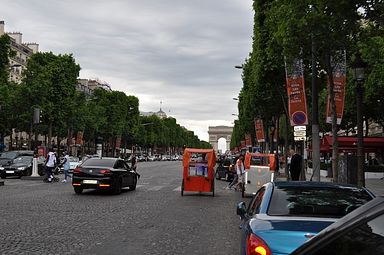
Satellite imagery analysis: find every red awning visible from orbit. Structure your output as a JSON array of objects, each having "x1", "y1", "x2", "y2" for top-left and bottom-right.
[{"x1": 308, "y1": 135, "x2": 384, "y2": 153}]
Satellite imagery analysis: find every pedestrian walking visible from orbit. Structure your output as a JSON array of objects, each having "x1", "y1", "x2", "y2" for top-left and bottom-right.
[
  {"x1": 225, "y1": 154, "x2": 245, "y2": 190},
  {"x1": 45, "y1": 148, "x2": 57, "y2": 182},
  {"x1": 289, "y1": 149, "x2": 302, "y2": 181},
  {"x1": 62, "y1": 152, "x2": 71, "y2": 183},
  {"x1": 131, "y1": 153, "x2": 140, "y2": 179}
]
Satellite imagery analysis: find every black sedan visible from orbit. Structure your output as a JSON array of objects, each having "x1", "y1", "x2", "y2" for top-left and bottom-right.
[
  {"x1": 72, "y1": 157, "x2": 138, "y2": 195},
  {"x1": 291, "y1": 196, "x2": 384, "y2": 255},
  {"x1": 216, "y1": 156, "x2": 237, "y2": 181},
  {"x1": 0, "y1": 155, "x2": 44, "y2": 178},
  {"x1": 236, "y1": 181, "x2": 375, "y2": 255}
]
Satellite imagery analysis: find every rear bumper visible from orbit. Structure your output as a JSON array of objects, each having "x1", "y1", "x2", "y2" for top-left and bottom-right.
[{"x1": 72, "y1": 176, "x2": 114, "y2": 189}]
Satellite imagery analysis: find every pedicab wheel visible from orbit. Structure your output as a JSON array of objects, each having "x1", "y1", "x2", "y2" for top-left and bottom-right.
[{"x1": 181, "y1": 180, "x2": 184, "y2": 196}]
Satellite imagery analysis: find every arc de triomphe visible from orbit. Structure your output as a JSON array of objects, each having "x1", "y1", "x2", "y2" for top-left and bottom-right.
[{"x1": 208, "y1": 126, "x2": 233, "y2": 152}]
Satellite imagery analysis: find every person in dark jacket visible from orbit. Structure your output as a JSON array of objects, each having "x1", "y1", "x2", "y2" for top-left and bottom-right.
[{"x1": 289, "y1": 149, "x2": 302, "y2": 181}]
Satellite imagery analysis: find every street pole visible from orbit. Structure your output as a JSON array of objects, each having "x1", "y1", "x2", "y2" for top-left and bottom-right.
[
  {"x1": 356, "y1": 84, "x2": 365, "y2": 187},
  {"x1": 311, "y1": 28, "x2": 321, "y2": 182}
]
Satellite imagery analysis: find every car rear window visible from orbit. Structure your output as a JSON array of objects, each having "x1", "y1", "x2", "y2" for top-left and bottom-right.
[
  {"x1": 81, "y1": 158, "x2": 115, "y2": 168},
  {"x1": 268, "y1": 186, "x2": 373, "y2": 218}
]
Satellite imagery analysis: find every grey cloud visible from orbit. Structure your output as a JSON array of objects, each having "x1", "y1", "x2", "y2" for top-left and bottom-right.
[{"x1": 1, "y1": 0, "x2": 252, "y2": 141}]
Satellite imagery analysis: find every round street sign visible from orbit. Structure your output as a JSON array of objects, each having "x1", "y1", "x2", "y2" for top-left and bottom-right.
[{"x1": 292, "y1": 111, "x2": 307, "y2": 125}]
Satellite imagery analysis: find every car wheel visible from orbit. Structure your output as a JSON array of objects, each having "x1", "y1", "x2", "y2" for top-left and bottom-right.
[
  {"x1": 128, "y1": 176, "x2": 137, "y2": 190},
  {"x1": 181, "y1": 180, "x2": 184, "y2": 196},
  {"x1": 212, "y1": 180, "x2": 215, "y2": 197},
  {"x1": 113, "y1": 178, "x2": 122, "y2": 195},
  {"x1": 74, "y1": 186, "x2": 83, "y2": 194},
  {"x1": 1, "y1": 175, "x2": 6, "y2": 179}
]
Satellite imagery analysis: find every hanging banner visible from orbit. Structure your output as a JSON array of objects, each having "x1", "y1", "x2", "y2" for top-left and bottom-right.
[
  {"x1": 285, "y1": 58, "x2": 308, "y2": 126},
  {"x1": 254, "y1": 119, "x2": 265, "y2": 142},
  {"x1": 245, "y1": 133, "x2": 252, "y2": 146},
  {"x1": 326, "y1": 50, "x2": 346, "y2": 125},
  {"x1": 76, "y1": 131, "x2": 83, "y2": 145}
]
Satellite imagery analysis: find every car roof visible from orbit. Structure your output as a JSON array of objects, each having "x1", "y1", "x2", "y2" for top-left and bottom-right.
[{"x1": 273, "y1": 181, "x2": 368, "y2": 190}]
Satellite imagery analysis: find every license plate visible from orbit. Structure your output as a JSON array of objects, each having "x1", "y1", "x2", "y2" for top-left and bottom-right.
[
  {"x1": 83, "y1": 180, "x2": 98, "y2": 184},
  {"x1": 6, "y1": 171, "x2": 14, "y2": 174}
]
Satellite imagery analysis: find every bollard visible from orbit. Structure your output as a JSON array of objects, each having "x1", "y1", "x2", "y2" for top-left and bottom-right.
[{"x1": 31, "y1": 157, "x2": 39, "y2": 177}]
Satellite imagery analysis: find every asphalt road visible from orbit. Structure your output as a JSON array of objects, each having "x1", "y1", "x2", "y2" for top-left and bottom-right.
[{"x1": 0, "y1": 161, "x2": 247, "y2": 255}]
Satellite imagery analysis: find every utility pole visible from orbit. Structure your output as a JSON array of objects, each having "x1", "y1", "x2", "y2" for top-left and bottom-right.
[{"x1": 311, "y1": 24, "x2": 321, "y2": 182}]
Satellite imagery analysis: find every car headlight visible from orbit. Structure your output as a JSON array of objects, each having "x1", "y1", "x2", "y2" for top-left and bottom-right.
[{"x1": 17, "y1": 167, "x2": 26, "y2": 170}]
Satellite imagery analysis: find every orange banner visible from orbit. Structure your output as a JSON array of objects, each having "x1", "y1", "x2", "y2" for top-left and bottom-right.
[
  {"x1": 326, "y1": 50, "x2": 346, "y2": 125},
  {"x1": 76, "y1": 131, "x2": 83, "y2": 145},
  {"x1": 254, "y1": 119, "x2": 265, "y2": 142},
  {"x1": 285, "y1": 59, "x2": 308, "y2": 126}
]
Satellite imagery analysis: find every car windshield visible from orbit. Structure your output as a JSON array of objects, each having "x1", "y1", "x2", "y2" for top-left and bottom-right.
[
  {"x1": 0, "y1": 151, "x2": 18, "y2": 159},
  {"x1": 268, "y1": 186, "x2": 373, "y2": 218},
  {"x1": 13, "y1": 156, "x2": 32, "y2": 164},
  {"x1": 81, "y1": 158, "x2": 115, "y2": 168}
]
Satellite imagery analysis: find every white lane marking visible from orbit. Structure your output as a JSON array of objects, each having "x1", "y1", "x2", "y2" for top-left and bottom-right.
[
  {"x1": 147, "y1": 186, "x2": 164, "y2": 191},
  {"x1": 173, "y1": 186, "x2": 181, "y2": 191}
]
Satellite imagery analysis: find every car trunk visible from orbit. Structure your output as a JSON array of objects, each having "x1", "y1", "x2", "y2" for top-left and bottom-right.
[{"x1": 253, "y1": 217, "x2": 336, "y2": 254}]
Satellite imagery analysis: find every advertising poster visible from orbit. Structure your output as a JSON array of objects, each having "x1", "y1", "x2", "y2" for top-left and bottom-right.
[
  {"x1": 254, "y1": 119, "x2": 265, "y2": 142},
  {"x1": 326, "y1": 50, "x2": 347, "y2": 125},
  {"x1": 285, "y1": 58, "x2": 308, "y2": 126}
]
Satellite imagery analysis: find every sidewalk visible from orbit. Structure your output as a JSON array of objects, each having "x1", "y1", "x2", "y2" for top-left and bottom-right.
[{"x1": 276, "y1": 169, "x2": 383, "y2": 196}]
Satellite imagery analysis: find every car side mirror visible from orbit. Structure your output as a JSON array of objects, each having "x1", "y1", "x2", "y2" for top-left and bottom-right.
[{"x1": 236, "y1": 202, "x2": 247, "y2": 219}]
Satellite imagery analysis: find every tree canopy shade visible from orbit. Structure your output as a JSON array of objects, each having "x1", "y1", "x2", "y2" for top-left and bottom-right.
[{"x1": 233, "y1": 0, "x2": 383, "y2": 181}]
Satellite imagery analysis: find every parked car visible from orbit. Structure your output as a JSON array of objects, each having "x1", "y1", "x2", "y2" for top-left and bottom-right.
[
  {"x1": 72, "y1": 157, "x2": 139, "y2": 195},
  {"x1": 0, "y1": 155, "x2": 45, "y2": 178},
  {"x1": 291, "y1": 196, "x2": 384, "y2": 255},
  {"x1": 59, "y1": 156, "x2": 81, "y2": 173},
  {"x1": 0, "y1": 150, "x2": 34, "y2": 167},
  {"x1": 236, "y1": 181, "x2": 375, "y2": 255}
]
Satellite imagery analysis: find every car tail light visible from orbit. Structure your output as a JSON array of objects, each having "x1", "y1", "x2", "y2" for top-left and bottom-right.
[
  {"x1": 99, "y1": 169, "x2": 112, "y2": 175},
  {"x1": 246, "y1": 233, "x2": 271, "y2": 255},
  {"x1": 73, "y1": 167, "x2": 82, "y2": 173}
]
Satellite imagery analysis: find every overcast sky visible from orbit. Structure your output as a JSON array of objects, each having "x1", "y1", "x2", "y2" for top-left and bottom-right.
[{"x1": 1, "y1": 0, "x2": 253, "y2": 147}]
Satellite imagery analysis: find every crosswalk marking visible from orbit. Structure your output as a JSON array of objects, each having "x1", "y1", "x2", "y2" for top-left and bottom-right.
[{"x1": 147, "y1": 185, "x2": 164, "y2": 191}]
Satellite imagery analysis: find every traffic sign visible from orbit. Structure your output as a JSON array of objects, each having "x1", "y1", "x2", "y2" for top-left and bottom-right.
[
  {"x1": 294, "y1": 131, "x2": 306, "y2": 137},
  {"x1": 294, "y1": 136, "x2": 306, "y2": 141},
  {"x1": 294, "y1": 125, "x2": 306, "y2": 131}
]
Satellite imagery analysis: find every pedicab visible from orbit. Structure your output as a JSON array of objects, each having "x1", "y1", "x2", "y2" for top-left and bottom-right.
[
  {"x1": 181, "y1": 148, "x2": 216, "y2": 196},
  {"x1": 241, "y1": 152, "x2": 277, "y2": 197}
]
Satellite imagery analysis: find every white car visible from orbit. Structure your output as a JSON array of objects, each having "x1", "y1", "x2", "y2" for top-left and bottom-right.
[{"x1": 68, "y1": 156, "x2": 81, "y2": 171}]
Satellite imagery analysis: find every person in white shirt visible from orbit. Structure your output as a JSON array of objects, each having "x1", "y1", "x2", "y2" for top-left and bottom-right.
[{"x1": 45, "y1": 148, "x2": 57, "y2": 182}]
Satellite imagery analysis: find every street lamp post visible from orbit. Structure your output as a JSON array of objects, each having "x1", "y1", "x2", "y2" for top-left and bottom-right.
[{"x1": 352, "y1": 54, "x2": 367, "y2": 187}]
